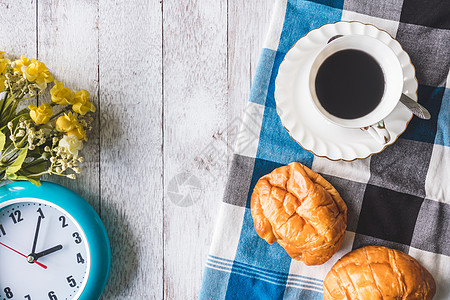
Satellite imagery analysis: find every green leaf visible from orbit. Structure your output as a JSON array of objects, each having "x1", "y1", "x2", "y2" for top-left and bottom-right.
[
  {"x1": 6, "y1": 173, "x2": 41, "y2": 186},
  {"x1": 5, "y1": 173, "x2": 16, "y2": 180},
  {"x1": 0, "y1": 131, "x2": 5, "y2": 152},
  {"x1": 27, "y1": 177, "x2": 41, "y2": 186},
  {"x1": 6, "y1": 148, "x2": 28, "y2": 175},
  {"x1": 13, "y1": 158, "x2": 48, "y2": 186},
  {"x1": 15, "y1": 108, "x2": 29, "y2": 116},
  {"x1": 0, "y1": 112, "x2": 30, "y2": 131},
  {"x1": 19, "y1": 159, "x2": 48, "y2": 176}
]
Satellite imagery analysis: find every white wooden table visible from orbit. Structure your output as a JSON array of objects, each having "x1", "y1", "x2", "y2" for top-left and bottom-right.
[{"x1": 0, "y1": 0, "x2": 273, "y2": 298}]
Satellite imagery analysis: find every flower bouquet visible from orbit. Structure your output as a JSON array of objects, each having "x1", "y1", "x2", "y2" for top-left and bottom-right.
[{"x1": 0, "y1": 51, "x2": 95, "y2": 185}]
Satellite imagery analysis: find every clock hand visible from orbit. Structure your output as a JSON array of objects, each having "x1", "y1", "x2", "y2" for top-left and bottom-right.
[
  {"x1": 31, "y1": 216, "x2": 42, "y2": 255},
  {"x1": 32, "y1": 245, "x2": 63, "y2": 260},
  {"x1": 0, "y1": 241, "x2": 47, "y2": 269}
]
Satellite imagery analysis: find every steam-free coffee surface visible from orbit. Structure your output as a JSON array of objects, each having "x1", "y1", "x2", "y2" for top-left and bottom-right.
[{"x1": 315, "y1": 49, "x2": 385, "y2": 119}]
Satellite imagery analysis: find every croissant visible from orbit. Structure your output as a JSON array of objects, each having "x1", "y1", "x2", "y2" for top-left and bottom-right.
[
  {"x1": 250, "y1": 162, "x2": 347, "y2": 265},
  {"x1": 324, "y1": 246, "x2": 436, "y2": 299}
]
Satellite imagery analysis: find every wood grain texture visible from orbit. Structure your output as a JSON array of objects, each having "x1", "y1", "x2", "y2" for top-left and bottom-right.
[
  {"x1": 37, "y1": 0, "x2": 100, "y2": 211},
  {"x1": 0, "y1": 1, "x2": 37, "y2": 58},
  {"x1": 99, "y1": 0, "x2": 163, "y2": 298},
  {"x1": 0, "y1": 0, "x2": 37, "y2": 111},
  {"x1": 0, "y1": 0, "x2": 272, "y2": 298},
  {"x1": 162, "y1": 0, "x2": 227, "y2": 298}
]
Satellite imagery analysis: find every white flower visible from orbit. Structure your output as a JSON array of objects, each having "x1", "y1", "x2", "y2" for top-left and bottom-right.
[
  {"x1": 16, "y1": 130, "x2": 25, "y2": 137},
  {"x1": 58, "y1": 135, "x2": 83, "y2": 156}
]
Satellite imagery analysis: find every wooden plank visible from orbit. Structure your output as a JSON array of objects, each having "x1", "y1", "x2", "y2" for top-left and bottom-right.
[
  {"x1": 36, "y1": 0, "x2": 109, "y2": 296},
  {"x1": 0, "y1": 0, "x2": 274, "y2": 298},
  {"x1": 0, "y1": 1, "x2": 37, "y2": 111},
  {"x1": 162, "y1": 0, "x2": 227, "y2": 298},
  {"x1": 37, "y1": 0, "x2": 100, "y2": 212},
  {"x1": 98, "y1": 0, "x2": 163, "y2": 298},
  {"x1": 0, "y1": 1, "x2": 37, "y2": 59}
]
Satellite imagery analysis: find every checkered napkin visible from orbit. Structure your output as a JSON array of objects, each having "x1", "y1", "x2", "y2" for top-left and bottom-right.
[{"x1": 199, "y1": 0, "x2": 450, "y2": 299}]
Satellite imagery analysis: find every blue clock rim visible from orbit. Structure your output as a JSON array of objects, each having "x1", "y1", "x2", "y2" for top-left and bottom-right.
[{"x1": 0, "y1": 181, "x2": 111, "y2": 300}]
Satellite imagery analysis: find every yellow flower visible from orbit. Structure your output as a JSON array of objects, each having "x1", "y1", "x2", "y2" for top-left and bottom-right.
[
  {"x1": 51, "y1": 81, "x2": 75, "y2": 105},
  {"x1": 0, "y1": 51, "x2": 10, "y2": 75},
  {"x1": 13, "y1": 55, "x2": 31, "y2": 74},
  {"x1": 0, "y1": 51, "x2": 9, "y2": 91},
  {"x1": 28, "y1": 103, "x2": 53, "y2": 125},
  {"x1": 0, "y1": 75, "x2": 5, "y2": 91},
  {"x1": 73, "y1": 90, "x2": 96, "y2": 115},
  {"x1": 67, "y1": 127, "x2": 87, "y2": 141},
  {"x1": 56, "y1": 112, "x2": 88, "y2": 141},
  {"x1": 0, "y1": 60, "x2": 8, "y2": 75},
  {"x1": 56, "y1": 112, "x2": 79, "y2": 132},
  {"x1": 22, "y1": 58, "x2": 54, "y2": 89}
]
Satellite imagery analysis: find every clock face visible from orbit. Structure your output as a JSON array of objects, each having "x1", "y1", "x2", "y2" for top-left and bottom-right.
[{"x1": 0, "y1": 198, "x2": 90, "y2": 300}]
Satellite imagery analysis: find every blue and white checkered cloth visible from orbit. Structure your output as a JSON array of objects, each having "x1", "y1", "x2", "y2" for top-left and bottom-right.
[{"x1": 199, "y1": 0, "x2": 450, "y2": 299}]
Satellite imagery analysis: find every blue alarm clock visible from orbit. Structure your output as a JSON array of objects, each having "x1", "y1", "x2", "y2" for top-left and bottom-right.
[{"x1": 0, "y1": 181, "x2": 110, "y2": 300}]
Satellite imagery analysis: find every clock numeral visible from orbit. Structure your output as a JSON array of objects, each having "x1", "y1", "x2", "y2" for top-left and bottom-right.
[
  {"x1": 48, "y1": 291, "x2": 57, "y2": 300},
  {"x1": 24, "y1": 295, "x2": 31, "y2": 300},
  {"x1": 67, "y1": 275, "x2": 77, "y2": 287},
  {"x1": 59, "y1": 216, "x2": 68, "y2": 228},
  {"x1": 4, "y1": 287, "x2": 13, "y2": 298},
  {"x1": 37, "y1": 207, "x2": 45, "y2": 219},
  {"x1": 77, "y1": 252, "x2": 85, "y2": 264},
  {"x1": 9, "y1": 210, "x2": 23, "y2": 224},
  {"x1": 0, "y1": 224, "x2": 5, "y2": 237},
  {"x1": 72, "y1": 232, "x2": 82, "y2": 244}
]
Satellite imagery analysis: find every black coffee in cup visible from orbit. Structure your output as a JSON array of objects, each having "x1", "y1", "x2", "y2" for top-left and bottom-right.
[{"x1": 314, "y1": 49, "x2": 385, "y2": 119}]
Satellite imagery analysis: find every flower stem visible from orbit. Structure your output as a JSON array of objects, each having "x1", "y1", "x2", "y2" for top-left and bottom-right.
[
  {"x1": 1, "y1": 148, "x2": 20, "y2": 165},
  {"x1": 12, "y1": 133, "x2": 28, "y2": 149},
  {"x1": 32, "y1": 170, "x2": 50, "y2": 177},
  {"x1": 7, "y1": 77, "x2": 17, "y2": 102},
  {"x1": 22, "y1": 158, "x2": 46, "y2": 169},
  {"x1": 18, "y1": 94, "x2": 37, "y2": 102},
  {"x1": 0, "y1": 91, "x2": 9, "y2": 119},
  {"x1": 17, "y1": 81, "x2": 29, "y2": 99}
]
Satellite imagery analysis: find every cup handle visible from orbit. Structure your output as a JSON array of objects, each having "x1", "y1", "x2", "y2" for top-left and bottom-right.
[{"x1": 361, "y1": 120, "x2": 390, "y2": 144}]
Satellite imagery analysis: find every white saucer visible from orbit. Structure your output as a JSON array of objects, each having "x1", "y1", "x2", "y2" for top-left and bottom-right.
[{"x1": 275, "y1": 21, "x2": 418, "y2": 161}]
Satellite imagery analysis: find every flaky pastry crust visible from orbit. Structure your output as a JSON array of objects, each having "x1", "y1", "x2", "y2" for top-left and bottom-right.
[
  {"x1": 323, "y1": 246, "x2": 436, "y2": 300},
  {"x1": 250, "y1": 162, "x2": 347, "y2": 265}
]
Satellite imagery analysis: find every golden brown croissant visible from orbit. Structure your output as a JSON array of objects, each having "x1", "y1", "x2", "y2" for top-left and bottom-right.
[
  {"x1": 250, "y1": 162, "x2": 347, "y2": 265},
  {"x1": 324, "y1": 246, "x2": 436, "y2": 300}
]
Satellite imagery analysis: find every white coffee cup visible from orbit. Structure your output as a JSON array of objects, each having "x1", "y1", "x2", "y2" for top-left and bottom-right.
[{"x1": 308, "y1": 35, "x2": 403, "y2": 144}]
